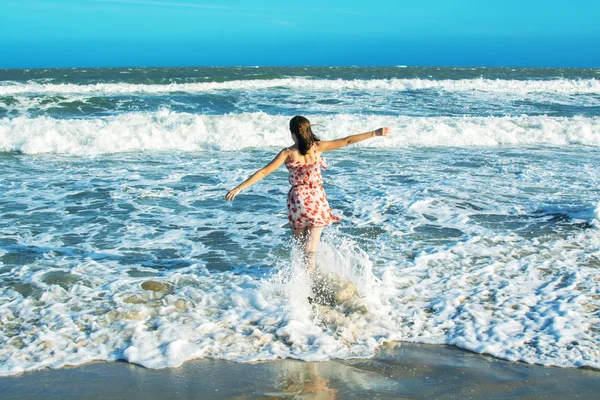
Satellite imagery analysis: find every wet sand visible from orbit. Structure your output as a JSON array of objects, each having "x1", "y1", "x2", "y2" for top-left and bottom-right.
[{"x1": 1, "y1": 342, "x2": 598, "y2": 399}]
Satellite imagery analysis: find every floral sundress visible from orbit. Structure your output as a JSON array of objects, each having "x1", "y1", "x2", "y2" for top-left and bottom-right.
[{"x1": 285, "y1": 146, "x2": 340, "y2": 229}]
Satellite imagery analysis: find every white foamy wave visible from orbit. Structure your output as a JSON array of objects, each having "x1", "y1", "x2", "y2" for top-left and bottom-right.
[
  {"x1": 1, "y1": 77, "x2": 600, "y2": 96},
  {"x1": 1, "y1": 112, "x2": 599, "y2": 155}
]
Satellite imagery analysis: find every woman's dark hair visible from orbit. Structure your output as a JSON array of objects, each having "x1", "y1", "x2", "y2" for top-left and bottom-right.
[{"x1": 289, "y1": 115, "x2": 320, "y2": 155}]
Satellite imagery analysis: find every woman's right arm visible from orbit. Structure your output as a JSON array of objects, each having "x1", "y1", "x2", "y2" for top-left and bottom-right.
[{"x1": 317, "y1": 127, "x2": 390, "y2": 152}]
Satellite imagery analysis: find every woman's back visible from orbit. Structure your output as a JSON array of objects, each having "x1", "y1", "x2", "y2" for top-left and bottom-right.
[
  {"x1": 285, "y1": 145, "x2": 328, "y2": 188},
  {"x1": 285, "y1": 142, "x2": 322, "y2": 165}
]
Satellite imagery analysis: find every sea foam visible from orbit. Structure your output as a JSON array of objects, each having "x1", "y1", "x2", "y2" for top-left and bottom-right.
[{"x1": 1, "y1": 112, "x2": 599, "y2": 155}]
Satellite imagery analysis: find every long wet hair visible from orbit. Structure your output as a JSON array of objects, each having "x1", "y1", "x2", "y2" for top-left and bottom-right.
[{"x1": 289, "y1": 115, "x2": 320, "y2": 155}]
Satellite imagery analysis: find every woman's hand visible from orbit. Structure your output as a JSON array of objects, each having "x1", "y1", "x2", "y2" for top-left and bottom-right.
[
  {"x1": 375, "y1": 127, "x2": 390, "y2": 137},
  {"x1": 226, "y1": 187, "x2": 241, "y2": 202}
]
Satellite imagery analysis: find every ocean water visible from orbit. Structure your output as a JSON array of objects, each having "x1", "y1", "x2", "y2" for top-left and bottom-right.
[{"x1": 0, "y1": 66, "x2": 599, "y2": 375}]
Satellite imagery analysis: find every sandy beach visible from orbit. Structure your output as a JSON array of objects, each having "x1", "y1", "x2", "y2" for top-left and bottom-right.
[{"x1": 1, "y1": 342, "x2": 598, "y2": 399}]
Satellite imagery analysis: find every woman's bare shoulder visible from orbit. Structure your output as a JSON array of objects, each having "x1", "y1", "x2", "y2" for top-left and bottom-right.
[{"x1": 282, "y1": 146, "x2": 294, "y2": 161}]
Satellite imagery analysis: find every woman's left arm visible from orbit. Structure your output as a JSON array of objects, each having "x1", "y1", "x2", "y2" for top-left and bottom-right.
[{"x1": 226, "y1": 149, "x2": 287, "y2": 202}]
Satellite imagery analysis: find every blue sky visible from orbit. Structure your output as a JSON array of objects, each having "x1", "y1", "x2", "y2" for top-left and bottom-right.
[{"x1": 1, "y1": 0, "x2": 599, "y2": 68}]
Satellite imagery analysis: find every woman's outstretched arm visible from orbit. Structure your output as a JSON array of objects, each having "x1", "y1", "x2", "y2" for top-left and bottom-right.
[
  {"x1": 317, "y1": 127, "x2": 390, "y2": 152},
  {"x1": 225, "y1": 149, "x2": 288, "y2": 201}
]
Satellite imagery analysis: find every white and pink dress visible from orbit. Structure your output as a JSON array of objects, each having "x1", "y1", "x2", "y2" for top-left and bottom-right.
[{"x1": 285, "y1": 146, "x2": 340, "y2": 229}]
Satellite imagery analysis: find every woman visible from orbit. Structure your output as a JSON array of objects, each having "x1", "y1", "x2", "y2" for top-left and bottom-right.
[{"x1": 226, "y1": 115, "x2": 390, "y2": 272}]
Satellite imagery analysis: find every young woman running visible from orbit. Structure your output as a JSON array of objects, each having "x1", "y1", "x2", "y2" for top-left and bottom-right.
[{"x1": 226, "y1": 115, "x2": 390, "y2": 272}]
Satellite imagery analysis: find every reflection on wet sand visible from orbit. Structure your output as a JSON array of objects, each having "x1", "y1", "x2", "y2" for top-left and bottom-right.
[
  {"x1": 1, "y1": 343, "x2": 599, "y2": 399},
  {"x1": 279, "y1": 363, "x2": 337, "y2": 399}
]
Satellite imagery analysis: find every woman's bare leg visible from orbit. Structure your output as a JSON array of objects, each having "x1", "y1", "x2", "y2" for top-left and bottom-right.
[
  {"x1": 290, "y1": 226, "x2": 324, "y2": 274},
  {"x1": 304, "y1": 226, "x2": 324, "y2": 274},
  {"x1": 291, "y1": 227, "x2": 308, "y2": 269},
  {"x1": 291, "y1": 227, "x2": 306, "y2": 242}
]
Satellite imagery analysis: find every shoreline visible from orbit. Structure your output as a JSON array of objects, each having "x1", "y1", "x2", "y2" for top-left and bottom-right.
[{"x1": 1, "y1": 342, "x2": 599, "y2": 399}]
